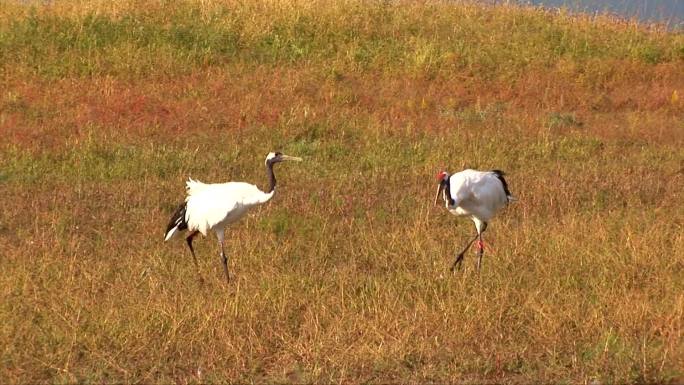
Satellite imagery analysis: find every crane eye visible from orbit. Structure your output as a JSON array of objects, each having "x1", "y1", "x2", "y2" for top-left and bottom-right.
[{"x1": 275, "y1": 152, "x2": 282, "y2": 157}]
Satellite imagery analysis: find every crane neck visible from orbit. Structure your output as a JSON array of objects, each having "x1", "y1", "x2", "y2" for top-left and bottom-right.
[
  {"x1": 443, "y1": 176, "x2": 455, "y2": 206},
  {"x1": 266, "y1": 160, "x2": 277, "y2": 193}
]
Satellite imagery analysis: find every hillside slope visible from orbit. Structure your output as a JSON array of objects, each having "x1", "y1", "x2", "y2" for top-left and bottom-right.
[{"x1": 1, "y1": 1, "x2": 683, "y2": 383}]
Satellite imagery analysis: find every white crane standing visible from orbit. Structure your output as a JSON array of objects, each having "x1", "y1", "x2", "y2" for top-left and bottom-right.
[
  {"x1": 164, "y1": 152, "x2": 302, "y2": 283},
  {"x1": 434, "y1": 169, "x2": 515, "y2": 272}
]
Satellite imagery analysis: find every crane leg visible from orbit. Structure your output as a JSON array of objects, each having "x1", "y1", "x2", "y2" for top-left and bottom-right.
[
  {"x1": 216, "y1": 230, "x2": 229, "y2": 283},
  {"x1": 185, "y1": 231, "x2": 200, "y2": 269},
  {"x1": 475, "y1": 221, "x2": 487, "y2": 272},
  {"x1": 451, "y1": 235, "x2": 478, "y2": 271},
  {"x1": 185, "y1": 231, "x2": 204, "y2": 283},
  {"x1": 476, "y1": 233, "x2": 484, "y2": 272},
  {"x1": 220, "y1": 248, "x2": 229, "y2": 283}
]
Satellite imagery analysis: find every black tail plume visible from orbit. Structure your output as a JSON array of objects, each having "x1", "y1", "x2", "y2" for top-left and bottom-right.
[
  {"x1": 491, "y1": 170, "x2": 513, "y2": 201},
  {"x1": 164, "y1": 202, "x2": 188, "y2": 240}
]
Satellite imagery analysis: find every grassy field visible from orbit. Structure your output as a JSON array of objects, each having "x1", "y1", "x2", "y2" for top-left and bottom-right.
[{"x1": 1, "y1": 0, "x2": 683, "y2": 383}]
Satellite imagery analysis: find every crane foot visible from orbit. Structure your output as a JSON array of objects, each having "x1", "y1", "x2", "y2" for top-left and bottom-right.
[{"x1": 450, "y1": 254, "x2": 464, "y2": 272}]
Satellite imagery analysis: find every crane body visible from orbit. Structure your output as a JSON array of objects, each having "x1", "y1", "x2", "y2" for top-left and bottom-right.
[
  {"x1": 435, "y1": 169, "x2": 514, "y2": 271},
  {"x1": 164, "y1": 152, "x2": 302, "y2": 282}
]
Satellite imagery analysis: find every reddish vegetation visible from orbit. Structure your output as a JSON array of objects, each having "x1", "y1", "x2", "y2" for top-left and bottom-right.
[{"x1": 4, "y1": 58, "x2": 682, "y2": 151}]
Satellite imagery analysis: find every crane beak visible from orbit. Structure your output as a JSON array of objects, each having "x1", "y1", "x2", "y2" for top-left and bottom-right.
[
  {"x1": 279, "y1": 154, "x2": 303, "y2": 162},
  {"x1": 434, "y1": 183, "x2": 444, "y2": 206}
]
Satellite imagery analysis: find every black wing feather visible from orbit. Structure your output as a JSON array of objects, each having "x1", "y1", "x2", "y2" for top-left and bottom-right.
[
  {"x1": 165, "y1": 202, "x2": 188, "y2": 236},
  {"x1": 491, "y1": 170, "x2": 513, "y2": 201}
]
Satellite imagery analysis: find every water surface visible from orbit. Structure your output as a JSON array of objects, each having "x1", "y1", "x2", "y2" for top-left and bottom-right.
[{"x1": 513, "y1": 0, "x2": 684, "y2": 28}]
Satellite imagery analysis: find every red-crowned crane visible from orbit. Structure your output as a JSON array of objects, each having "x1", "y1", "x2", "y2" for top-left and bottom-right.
[
  {"x1": 434, "y1": 169, "x2": 515, "y2": 272},
  {"x1": 164, "y1": 152, "x2": 302, "y2": 283}
]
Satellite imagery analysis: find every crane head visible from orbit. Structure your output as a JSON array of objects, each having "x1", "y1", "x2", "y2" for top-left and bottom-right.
[
  {"x1": 265, "y1": 152, "x2": 303, "y2": 165},
  {"x1": 434, "y1": 170, "x2": 449, "y2": 206}
]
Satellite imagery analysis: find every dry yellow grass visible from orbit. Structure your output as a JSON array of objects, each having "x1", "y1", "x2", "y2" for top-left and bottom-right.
[{"x1": 1, "y1": 0, "x2": 683, "y2": 383}]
